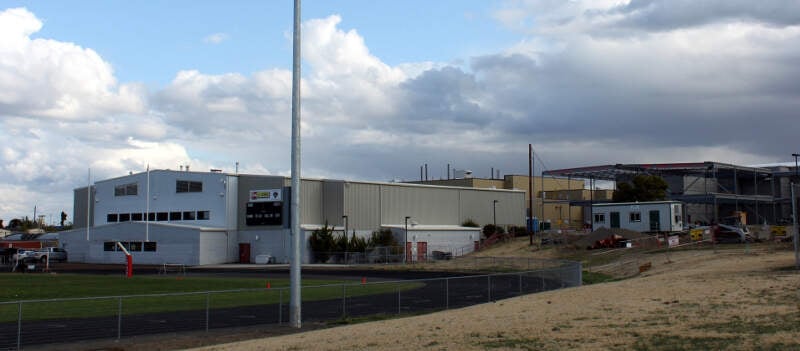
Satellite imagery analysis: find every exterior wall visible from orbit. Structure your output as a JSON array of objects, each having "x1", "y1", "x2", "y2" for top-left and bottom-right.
[
  {"x1": 198, "y1": 231, "x2": 236, "y2": 265},
  {"x1": 592, "y1": 202, "x2": 683, "y2": 232},
  {"x1": 59, "y1": 222, "x2": 209, "y2": 265},
  {"x1": 302, "y1": 179, "x2": 325, "y2": 225},
  {"x1": 386, "y1": 226, "x2": 480, "y2": 259},
  {"x1": 458, "y1": 189, "x2": 525, "y2": 227},
  {"x1": 380, "y1": 185, "x2": 460, "y2": 226},
  {"x1": 238, "y1": 229, "x2": 290, "y2": 263},
  {"x1": 94, "y1": 171, "x2": 231, "y2": 228},
  {"x1": 342, "y1": 182, "x2": 380, "y2": 229},
  {"x1": 322, "y1": 180, "x2": 344, "y2": 225},
  {"x1": 72, "y1": 186, "x2": 94, "y2": 229}
]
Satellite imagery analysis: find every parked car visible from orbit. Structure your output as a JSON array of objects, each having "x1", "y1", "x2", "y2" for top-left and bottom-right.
[
  {"x1": 32, "y1": 247, "x2": 68, "y2": 262},
  {"x1": 12, "y1": 249, "x2": 35, "y2": 261}
]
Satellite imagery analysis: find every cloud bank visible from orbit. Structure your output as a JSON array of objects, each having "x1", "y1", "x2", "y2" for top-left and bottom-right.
[{"x1": 1, "y1": 2, "x2": 798, "y2": 221}]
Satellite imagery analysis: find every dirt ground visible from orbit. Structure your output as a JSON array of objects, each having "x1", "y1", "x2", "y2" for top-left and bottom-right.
[{"x1": 184, "y1": 246, "x2": 799, "y2": 351}]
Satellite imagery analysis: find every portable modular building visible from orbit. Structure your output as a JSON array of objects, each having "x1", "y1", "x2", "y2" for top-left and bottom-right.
[{"x1": 591, "y1": 201, "x2": 683, "y2": 233}]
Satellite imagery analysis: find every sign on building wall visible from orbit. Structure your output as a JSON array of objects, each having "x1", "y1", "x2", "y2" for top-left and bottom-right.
[{"x1": 249, "y1": 189, "x2": 283, "y2": 202}]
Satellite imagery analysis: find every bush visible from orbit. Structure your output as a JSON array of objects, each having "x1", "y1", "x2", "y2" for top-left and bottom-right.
[
  {"x1": 461, "y1": 219, "x2": 480, "y2": 227},
  {"x1": 482, "y1": 224, "x2": 505, "y2": 237},
  {"x1": 507, "y1": 225, "x2": 528, "y2": 237}
]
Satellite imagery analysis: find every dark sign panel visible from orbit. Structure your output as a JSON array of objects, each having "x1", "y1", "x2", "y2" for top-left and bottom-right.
[{"x1": 245, "y1": 201, "x2": 283, "y2": 226}]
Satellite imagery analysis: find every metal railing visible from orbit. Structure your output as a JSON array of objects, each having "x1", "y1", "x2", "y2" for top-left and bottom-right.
[{"x1": 0, "y1": 259, "x2": 581, "y2": 349}]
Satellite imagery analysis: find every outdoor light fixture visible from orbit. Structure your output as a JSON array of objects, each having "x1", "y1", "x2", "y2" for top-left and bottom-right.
[{"x1": 404, "y1": 216, "x2": 411, "y2": 263}]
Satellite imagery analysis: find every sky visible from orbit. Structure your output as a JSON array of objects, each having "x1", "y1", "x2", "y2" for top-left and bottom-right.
[{"x1": 1, "y1": 0, "x2": 799, "y2": 224}]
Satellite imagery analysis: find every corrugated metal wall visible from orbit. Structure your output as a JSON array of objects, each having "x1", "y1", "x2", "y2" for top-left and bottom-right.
[
  {"x1": 322, "y1": 180, "x2": 344, "y2": 225},
  {"x1": 302, "y1": 179, "x2": 324, "y2": 225},
  {"x1": 380, "y1": 185, "x2": 460, "y2": 225},
  {"x1": 343, "y1": 182, "x2": 380, "y2": 229},
  {"x1": 235, "y1": 175, "x2": 286, "y2": 230}
]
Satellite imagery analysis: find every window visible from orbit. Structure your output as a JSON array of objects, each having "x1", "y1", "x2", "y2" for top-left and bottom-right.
[
  {"x1": 104, "y1": 242, "x2": 116, "y2": 251},
  {"x1": 183, "y1": 211, "x2": 196, "y2": 220},
  {"x1": 197, "y1": 211, "x2": 210, "y2": 220},
  {"x1": 629, "y1": 212, "x2": 642, "y2": 222},
  {"x1": 128, "y1": 242, "x2": 142, "y2": 252},
  {"x1": 593, "y1": 213, "x2": 605, "y2": 223},
  {"x1": 144, "y1": 242, "x2": 157, "y2": 252},
  {"x1": 147, "y1": 212, "x2": 155, "y2": 221},
  {"x1": 176, "y1": 180, "x2": 203, "y2": 193},
  {"x1": 675, "y1": 215, "x2": 681, "y2": 224},
  {"x1": 156, "y1": 212, "x2": 168, "y2": 221},
  {"x1": 114, "y1": 183, "x2": 138, "y2": 196},
  {"x1": 107, "y1": 214, "x2": 118, "y2": 223},
  {"x1": 119, "y1": 213, "x2": 130, "y2": 222},
  {"x1": 169, "y1": 212, "x2": 182, "y2": 221},
  {"x1": 132, "y1": 213, "x2": 143, "y2": 221}
]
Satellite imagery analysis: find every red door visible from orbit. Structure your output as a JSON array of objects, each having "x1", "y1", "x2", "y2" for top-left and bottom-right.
[
  {"x1": 417, "y1": 242, "x2": 427, "y2": 262},
  {"x1": 239, "y1": 243, "x2": 251, "y2": 263}
]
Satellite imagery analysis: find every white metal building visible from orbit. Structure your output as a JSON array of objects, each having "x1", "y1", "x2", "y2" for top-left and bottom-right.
[
  {"x1": 591, "y1": 201, "x2": 684, "y2": 233},
  {"x1": 61, "y1": 169, "x2": 525, "y2": 265}
]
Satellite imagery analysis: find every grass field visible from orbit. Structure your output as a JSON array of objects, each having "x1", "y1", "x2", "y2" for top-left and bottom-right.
[{"x1": 0, "y1": 274, "x2": 421, "y2": 322}]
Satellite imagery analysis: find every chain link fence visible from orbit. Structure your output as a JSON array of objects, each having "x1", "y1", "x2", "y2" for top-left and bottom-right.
[{"x1": 0, "y1": 258, "x2": 580, "y2": 349}]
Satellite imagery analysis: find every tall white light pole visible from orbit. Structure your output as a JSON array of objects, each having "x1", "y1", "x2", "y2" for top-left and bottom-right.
[
  {"x1": 289, "y1": 0, "x2": 303, "y2": 328},
  {"x1": 86, "y1": 168, "x2": 91, "y2": 241}
]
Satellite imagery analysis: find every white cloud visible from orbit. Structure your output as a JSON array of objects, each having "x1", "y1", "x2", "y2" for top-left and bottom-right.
[
  {"x1": 0, "y1": 8, "x2": 145, "y2": 120},
  {"x1": 203, "y1": 33, "x2": 229, "y2": 44}
]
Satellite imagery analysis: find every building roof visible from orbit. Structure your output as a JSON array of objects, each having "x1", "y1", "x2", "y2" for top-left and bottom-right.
[{"x1": 543, "y1": 162, "x2": 773, "y2": 180}]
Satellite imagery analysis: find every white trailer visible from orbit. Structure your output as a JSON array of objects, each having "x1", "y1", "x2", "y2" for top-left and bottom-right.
[{"x1": 591, "y1": 201, "x2": 683, "y2": 233}]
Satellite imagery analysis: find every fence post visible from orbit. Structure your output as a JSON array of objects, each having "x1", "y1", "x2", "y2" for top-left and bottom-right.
[
  {"x1": 487, "y1": 275, "x2": 492, "y2": 302},
  {"x1": 519, "y1": 273, "x2": 523, "y2": 294},
  {"x1": 397, "y1": 286, "x2": 401, "y2": 315},
  {"x1": 342, "y1": 284, "x2": 347, "y2": 318},
  {"x1": 279, "y1": 289, "x2": 283, "y2": 325},
  {"x1": 445, "y1": 278, "x2": 449, "y2": 309},
  {"x1": 205, "y1": 292, "x2": 210, "y2": 332},
  {"x1": 17, "y1": 301, "x2": 22, "y2": 350},
  {"x1": 117, "y1": 297, "x2": 123, "y2": 340}
]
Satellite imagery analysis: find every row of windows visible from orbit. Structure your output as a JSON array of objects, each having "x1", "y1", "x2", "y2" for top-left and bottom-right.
[
  {"x1": 103, "y1": 241, "x2": 157, "y2": 252},
  {"x1": 114, "y1": 183, "x2": 138, "y2": 196},
  {"x1": 107, "y1": 211, "x2": 210, "y2": 223},
  {"x1": 176, "y1": 180, "x2": 203, "y2": 193},
  {"x1": 112, "y1": 180, "x2": 203, "y2": 197},
  {"x1": 594, "y1": 212, "x2": 642, "y2": 223}
]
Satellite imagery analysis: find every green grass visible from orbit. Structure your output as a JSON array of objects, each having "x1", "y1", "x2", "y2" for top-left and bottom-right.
[
  {"x1": 0, "y1": 274, "x2": 421, "y2": 322},
  {"x1": 582, "y1": 271, "x2": 616, "y2": 285}
]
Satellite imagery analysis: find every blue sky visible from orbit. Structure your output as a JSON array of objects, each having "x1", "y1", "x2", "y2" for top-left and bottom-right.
[
  {"x1": 1, "y1": 1, "x2": 799, "y2": 221},
  {"x1": 10, "y1": 1, "x2": 515, "y2": 88}
]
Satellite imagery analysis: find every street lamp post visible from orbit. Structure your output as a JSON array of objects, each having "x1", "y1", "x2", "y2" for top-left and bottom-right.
[
  {"x1": 404, "y1": 216, "x2": 410, "y2": 263},
  {"x1": 493, "y1": 200, "x2": 499, "y2": 229},
  {"x1": 792, "y1": 153, "x2": 800, "y2": 269}
]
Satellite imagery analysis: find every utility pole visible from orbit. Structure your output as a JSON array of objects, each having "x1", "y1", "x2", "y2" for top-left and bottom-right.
[{"x1": 289, "y1": 0, "x2": 303, "y2": 328}]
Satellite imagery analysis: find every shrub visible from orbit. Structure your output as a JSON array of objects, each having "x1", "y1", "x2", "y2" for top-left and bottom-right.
[{"x1": 461, "y1": 219, "x2": 480, "y2": 227}]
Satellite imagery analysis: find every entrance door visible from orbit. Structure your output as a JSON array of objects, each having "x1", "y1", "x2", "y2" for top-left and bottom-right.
[
  {"x1": 238, "y1": 243, "x2": 251, "y2": 263},
  {"x1": 610, "y1": 212, "x2": 621, "y2": 229},
  {"x1": 649, "y1": 210, "x2": 660, "y2": 231},
  {"x1": 417, "y1": 242, "x2": 427, "y2": 262}
]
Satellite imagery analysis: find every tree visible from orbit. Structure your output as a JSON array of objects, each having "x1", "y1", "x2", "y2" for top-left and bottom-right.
[
  {"x1": 613, "y1": 175, "x2": 668, "y2": 202},
  {"x1": 60, "y1": 211, "x2": 67, "y2": 227}
]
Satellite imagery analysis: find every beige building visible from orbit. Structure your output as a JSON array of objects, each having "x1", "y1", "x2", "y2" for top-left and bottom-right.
[{"x1": 411, "y1": 175, "x2": 611, "y2": 230}]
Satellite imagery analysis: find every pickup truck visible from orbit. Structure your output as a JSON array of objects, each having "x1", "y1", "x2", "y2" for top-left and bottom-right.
[{"x1": 31, "y1": 247, "x2": 68, "y2": 262}]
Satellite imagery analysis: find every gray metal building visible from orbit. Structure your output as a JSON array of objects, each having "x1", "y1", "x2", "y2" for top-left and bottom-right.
[{"x1": 61, "y1": 170, "x2": 525, "y2": 265}]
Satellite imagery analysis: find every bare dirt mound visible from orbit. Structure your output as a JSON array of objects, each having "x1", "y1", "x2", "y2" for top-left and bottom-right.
[{"x1": 191, "y1": 250, "x2": 800, "y2": 351}]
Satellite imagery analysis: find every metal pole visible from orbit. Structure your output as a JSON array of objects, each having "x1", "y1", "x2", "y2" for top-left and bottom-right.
[
  {"x1": 529, "y1": 144, "x2": 533, "y2": 244},
  {"x1": 792, "y1": 183, "x2": 799, "y2": 269},
  {"x1": 205, "y1": 292, "x2": 210, "y2": 332},
  {"x1": 342, "y1": 284, "x2": 347, "y2": 318},
  {"x1": 86, "y1": 168, "x2": 91, "y2": 241},
  {"x1": 146, "y1": 165, "x2": 150, "y2": 242},
  {"x1": 445, "y1": 278, "x2": 450, "y2": 309},
  {"x1": 397, "y1": 286, "x2": 401, "y2": 314},
  {"x1": 17, "y1": 302, "x2": 22, "y2": 350},
  {"x1": 117, "y1": 297, "x2": 122, "y2": 340},
  {"x1": 404, "y1": 216, "x2": 410, "y2": 263},
  {"x1": 279, "y1": 289, "x2": 283, "y2": 325},
  {"x1": 289, "y1": 0, "x2": 303, "y2": 329},
  {"x1": 487, "y1": 275, "x2": 491, "y2": 302}
]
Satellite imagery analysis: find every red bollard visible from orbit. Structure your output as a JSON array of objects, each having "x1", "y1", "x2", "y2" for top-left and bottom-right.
[
  {"x1": 361, "y1": 277, "x2": 366, "y2": 284},
  {"x1": 266, "y1": 282, "x2": 271, "y2": 289}
]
